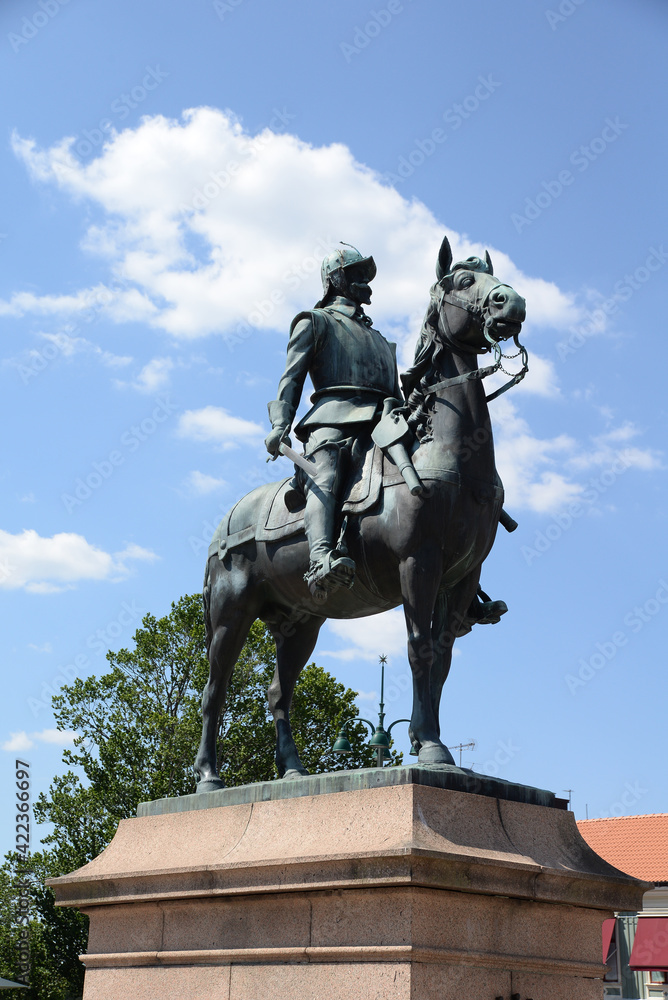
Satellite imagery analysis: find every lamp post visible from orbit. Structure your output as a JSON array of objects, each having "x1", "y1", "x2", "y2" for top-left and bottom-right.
[{"x1": 333, "y1": 655, "x2": 414, "y2": 768}]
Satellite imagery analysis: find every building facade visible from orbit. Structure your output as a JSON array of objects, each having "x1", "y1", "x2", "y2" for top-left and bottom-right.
[{"x1": 578, "y1": 814, "x2": 668, "y2": 999}]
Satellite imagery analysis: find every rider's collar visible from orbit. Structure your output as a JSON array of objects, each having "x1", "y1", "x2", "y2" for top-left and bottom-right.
[
  {"x1": 326, "y1": 296, "x2": 369, "y2": 322},
  {"x1": 325, "y1": 295, "x2": 364, "y2": 316}
]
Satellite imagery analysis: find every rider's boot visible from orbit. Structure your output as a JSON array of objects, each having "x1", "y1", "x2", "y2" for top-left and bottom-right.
[
  {"x1": 455, "y1": 587, "x2": 508, "y2": 637},
  {"x1": 303, "y1": 485, "x2": 355, "y2": 602},
  {"x1": 469, "y1": 587, "x2": 508, "y2": 626}
]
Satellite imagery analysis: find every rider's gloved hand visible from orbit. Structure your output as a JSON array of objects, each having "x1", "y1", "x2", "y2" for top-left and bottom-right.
[{"x1": 265, "y1": 426, "x2": 291, "y2": 458}]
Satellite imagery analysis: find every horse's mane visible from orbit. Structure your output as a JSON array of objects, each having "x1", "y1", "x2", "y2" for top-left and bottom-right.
[{"x1": 401, "y1": 281, "x2": 447, "y2": 439}]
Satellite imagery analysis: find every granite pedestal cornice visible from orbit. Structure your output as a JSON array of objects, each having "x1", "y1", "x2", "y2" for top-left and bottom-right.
[{"x1": 50, "y1": 770, "x2": 646, "y2": 913}]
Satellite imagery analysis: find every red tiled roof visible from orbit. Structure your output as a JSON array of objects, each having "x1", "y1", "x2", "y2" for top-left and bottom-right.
[{"x1": 577, "y1": 814, "x2": 668, "y2": 882}]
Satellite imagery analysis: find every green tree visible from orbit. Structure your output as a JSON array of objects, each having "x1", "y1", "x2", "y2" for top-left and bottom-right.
[
  {"x1": 0, "y1": 851, "x2": 87, "y2": 1000},
  {"x1": 0, "y1": 594, "x2": 399, "y2": 998}
]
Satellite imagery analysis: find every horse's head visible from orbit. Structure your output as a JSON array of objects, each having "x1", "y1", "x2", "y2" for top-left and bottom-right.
[
  {"x1": 433, "y1": 235, "x2": 526, "y2": 354},
  {"x1": 402, "y1": 235, "x2": 529, "y2": 407}
]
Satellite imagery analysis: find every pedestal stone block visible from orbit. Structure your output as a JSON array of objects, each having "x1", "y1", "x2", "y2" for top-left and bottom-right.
[{"x1": 50, "y1": 767, "x2": 648, "y2": 1000}]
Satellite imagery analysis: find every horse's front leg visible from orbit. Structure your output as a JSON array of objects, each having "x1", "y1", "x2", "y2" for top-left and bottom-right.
[
  {"x1": 428, "y1": 572, "x2": 480, "y2": 748},
  {"x1": 400, "y1": 551, "x2": 455, "y2": 766}
]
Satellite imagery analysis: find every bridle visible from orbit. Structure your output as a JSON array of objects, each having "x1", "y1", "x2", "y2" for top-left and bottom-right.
[{"x1": 425, "y1": 277, "x2": 529, "y2": 403}]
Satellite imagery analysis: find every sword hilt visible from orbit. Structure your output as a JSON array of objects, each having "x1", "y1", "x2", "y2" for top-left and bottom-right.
[{"x1": 266, "y1": 426, "x2": 290, "y2": 462}]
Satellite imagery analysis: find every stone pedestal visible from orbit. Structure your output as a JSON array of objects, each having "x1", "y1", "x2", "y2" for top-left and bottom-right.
[{"x1": 50, "y1": 767, "x2": 647, "y2": 1000}]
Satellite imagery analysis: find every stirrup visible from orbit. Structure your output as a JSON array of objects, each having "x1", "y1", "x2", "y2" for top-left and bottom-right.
[{"x1": 305, "y1": 551, "x2": 356, "y2": 602}]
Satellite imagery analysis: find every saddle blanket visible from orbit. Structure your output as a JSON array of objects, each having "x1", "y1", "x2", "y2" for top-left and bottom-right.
[{"x1": 210, "y1": 444, "x2": 398, "y2": 559}]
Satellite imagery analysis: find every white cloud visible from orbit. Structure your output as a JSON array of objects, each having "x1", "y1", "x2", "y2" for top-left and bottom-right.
[
  {"x1": 0, "y1": 529, "x2": 157, "y2": 593},
  {"x1": 183, "y1": 470, "x2": 227, "y2": 495},
  {"x1": 2, "y1": 732, "x2": 33, "y2": 752},
  {"x1": 494, "y1": 398, "x2": 581, "y2": 513},
  {"x1": 0, "y1": 285, "x2": 113, "y2": 318},
  {"x1": 8, "y1": 108, "x2": 583, "y2": 351},
  {"x1": 102, "y1": 351, "x2": 133, "y2": 368},
  {"x1": 3, "y1": 330, "x2": 133, "y2": 373},
  {"x1": 132, "y1": 356, "x2": 174, "y2": 392},
  {"x1": 177, "y1": 405, "x2": 263, "y2": 449},
  {"x1": 42, "y1": 332, "x2": 133, "y2": 368},
  {"x1": 355, "y1": 690, "x2": 379, "y2": 702},
  {"x1": 515, "y1": 354, "x2": 560, "y2": 398},
  {"x1": 1, "y1": 729, "x2": 77, "y2": 752},
  {"x1": 36, "y1": 728, "x2": 77, "y2": 745},
  {"x1": 28, "y1": 642, "x2": 52, "y2": 653},
  {"x1": 236, "y1": 370, "x2": 271, "y2": 388},
  {"x1": 567, "y1": 423, "x2": 662, "y2": 473},
  {"x1": 322, "y1": 609, "x2": 407, "y2": 663},
  {"x1": 494, "y1": 401, "x2": 661, "y2": 513}
]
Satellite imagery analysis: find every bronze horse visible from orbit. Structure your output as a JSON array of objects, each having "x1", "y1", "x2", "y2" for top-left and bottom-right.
[{"x1": 194, "y1": 235, "x2": 526, "y2": 789}]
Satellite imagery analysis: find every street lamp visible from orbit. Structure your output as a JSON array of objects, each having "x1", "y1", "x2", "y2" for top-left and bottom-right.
[{"x1": 333, "y1": 655, "x2": 415, "y2": 768}]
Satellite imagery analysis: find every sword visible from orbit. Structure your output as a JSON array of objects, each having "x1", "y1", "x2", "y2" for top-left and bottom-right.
[
  {"x1": 277, "y1": 441, "x2": 317, "y2": 479},
  {"x1": 266, "y1": 430, "x2": 316, "y2": 481}
]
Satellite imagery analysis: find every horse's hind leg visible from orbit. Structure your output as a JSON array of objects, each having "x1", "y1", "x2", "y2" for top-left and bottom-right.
[
  {"x1": 268, "y1": 614, "x2": 324, "y2": 778},
  {"x1": 194, "y1": 582, "x2": 256, "y2": 792}
]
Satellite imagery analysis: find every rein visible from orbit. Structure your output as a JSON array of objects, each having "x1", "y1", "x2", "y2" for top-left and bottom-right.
[{"x1": 428, "y1": 281, "x2": 529, "y2": 402}]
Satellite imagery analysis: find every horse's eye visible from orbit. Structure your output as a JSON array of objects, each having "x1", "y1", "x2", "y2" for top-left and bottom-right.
[{"x1": 457, "y1": 273, "x2": 474, "y2": 288}]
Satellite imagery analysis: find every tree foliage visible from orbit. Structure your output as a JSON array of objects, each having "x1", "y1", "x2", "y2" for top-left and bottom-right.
[
  {"x1": 0, "y1": 852, "x2": 87, "y2": 1000},
  {"x1": 0, "y1": 594, "x2": 399, "y2": 997}
]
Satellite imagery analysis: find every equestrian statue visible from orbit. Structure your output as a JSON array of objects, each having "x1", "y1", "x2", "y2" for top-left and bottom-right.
[{"x1": 194, "y1": 234, "x2": 527, "y2": 789}]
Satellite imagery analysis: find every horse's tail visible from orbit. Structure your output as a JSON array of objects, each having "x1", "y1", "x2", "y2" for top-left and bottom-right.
[{"x1": 202, "y1": 556, "x2": 213, "y2": 656}]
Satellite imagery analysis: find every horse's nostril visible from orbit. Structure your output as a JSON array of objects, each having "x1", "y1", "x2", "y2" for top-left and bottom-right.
[{"x1": 491, "y1": 289, "x2": 507, "y2": 304}]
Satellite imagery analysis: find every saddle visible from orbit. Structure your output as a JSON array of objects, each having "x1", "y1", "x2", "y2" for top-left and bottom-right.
[{"x1": 210, "y1": 441, "x2": 405, "y2": 559}]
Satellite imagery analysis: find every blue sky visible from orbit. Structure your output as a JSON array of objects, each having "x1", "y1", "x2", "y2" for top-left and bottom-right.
[{"x1": 1, "y1": 0, "x2": 667, "y2": 857}]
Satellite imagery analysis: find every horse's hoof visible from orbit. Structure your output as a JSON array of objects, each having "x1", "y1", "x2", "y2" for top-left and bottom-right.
[
  {"x1": 196, "y1": 776, "x2": 226, "y2": 793},
  {"x1": 282, "y1": 768, "x2": 309, "y2": 780},
  {"x1": 417, "y1": 743, "x2": 456, "y2": 766}
]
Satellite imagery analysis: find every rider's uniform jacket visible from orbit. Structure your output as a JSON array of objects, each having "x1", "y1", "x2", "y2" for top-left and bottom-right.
[{"x1": 268, "y1": 297, "x2": 401, "y2": 442}]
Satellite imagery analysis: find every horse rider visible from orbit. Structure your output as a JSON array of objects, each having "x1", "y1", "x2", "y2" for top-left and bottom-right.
[
  {"x1": 265, "y1": 243, "x2": 508, "y2": 625},
  {"x1": 265, "y1": 244, "x2": 399, "y2": 599}
]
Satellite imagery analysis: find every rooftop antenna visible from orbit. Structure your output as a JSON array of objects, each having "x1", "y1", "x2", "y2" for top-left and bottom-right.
[
  {"x1": 448, "y1": 741, "x2": 477, "y2": 768},
  {"x1": 564, "y1": 789, "x2": 574, "y2": 810}
]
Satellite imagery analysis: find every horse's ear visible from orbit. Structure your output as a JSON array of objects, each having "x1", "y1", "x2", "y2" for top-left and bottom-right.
[
  {"x1": 485, "y1": 250, "x2": 494, "y2": 275},
  {"x1": 436, "y1": 235, "x2": 453, "y2": 280}
]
